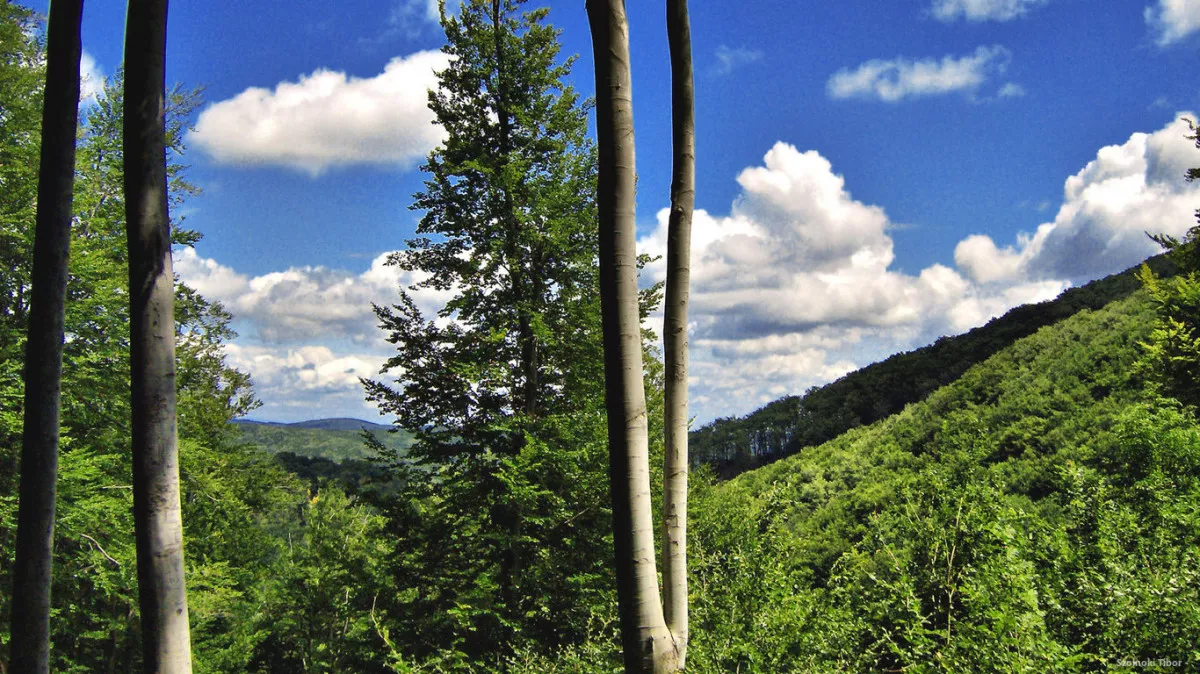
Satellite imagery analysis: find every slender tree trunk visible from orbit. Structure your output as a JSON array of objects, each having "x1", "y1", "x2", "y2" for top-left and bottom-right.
[
  {"x1": 124, "y1": 1, "x2": 192, "y2": 671},
  {"x1": 586, "y1": 1, "x2": 676, "y2": 671},
  {"x1": 9, "y1": 1, "x2": 84, "y2": 671},
  {"x1": 662, "y1": 0, "x2": 694, "y2": 668}
]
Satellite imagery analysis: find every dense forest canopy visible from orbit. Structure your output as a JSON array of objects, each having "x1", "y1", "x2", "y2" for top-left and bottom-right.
[{"x1": 1, "y1": 0, "x2": 1199, "y2": 671}]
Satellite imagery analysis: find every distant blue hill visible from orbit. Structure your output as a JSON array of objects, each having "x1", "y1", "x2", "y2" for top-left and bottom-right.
[
  {"x1": 233, "y1": 417, "x2": 411, "y2": 462},
  {"x1": 234, "y1": 417, "x2": 393, "y2": 432}
]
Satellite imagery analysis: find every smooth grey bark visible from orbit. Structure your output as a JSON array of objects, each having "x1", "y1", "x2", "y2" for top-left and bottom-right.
[
  {"x1": 662, "y1": 0, "x2": 694, "y2": 667},
  {"x1": 586, "y1": 1, "x2": 676, "y2": 671},
  {"x1": 123, "y1": 0, "x2": 193, "y2": 671},
  {"x1": 9, "y1": 1, "x2": 84, "y2": 671}
]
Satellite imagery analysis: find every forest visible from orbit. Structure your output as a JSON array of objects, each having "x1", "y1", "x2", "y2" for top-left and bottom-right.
[{"x1": 2, "y1": 0, "x2": 1200, "y2": 672}]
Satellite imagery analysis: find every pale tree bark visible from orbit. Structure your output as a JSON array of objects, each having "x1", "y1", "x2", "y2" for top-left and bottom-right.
[
  {"x1": 9, "y1": 1, "x2": 84, "y2": 671},
  {"x1": 124, "y1": 1, "x2": 193, "y2": 671},
  {"x1": 662, "y1": 0, "x2": 694, "y2": 668},
  {"x1": 586, "y1": 1, "x2": 677, "y2": 671}
]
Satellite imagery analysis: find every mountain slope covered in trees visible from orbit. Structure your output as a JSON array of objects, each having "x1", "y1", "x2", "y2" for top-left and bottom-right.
[
  {"x1": 690, "y1": 255, "x2": 1180, "y2": 475},
  {"x1": 233, "y1": 419, "x2": 412, "y2": 462},
  {"x1": 671, "y1": 285, "x2": 1200, "y2": 672}
]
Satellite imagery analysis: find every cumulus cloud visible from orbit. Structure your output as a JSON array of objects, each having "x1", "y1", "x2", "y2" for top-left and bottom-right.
[
  {"x1": 181, "y1": 115, "x2": 1199, "y2": 423},
  {"x1": 931, "y1": 0, "x2": 1048, "y2": 22},
  {"x1": 226, "y1": 344, "x2": 383, "y2": 396},
  {"x1": 175, "y1": 248, "x2": 455, "y2": 344},
  {"x1": 1145, "y1": 0, "x2": 1200, "y2": 46},
  {"x1": 713, "y1": 45, "x2": 763, "y2": 75},
  {"x1": 79, "y1": 51, "x2": 104, "y2": 104},
  {"x1": 954, "y1": 113, "x2": 1200, "y2": 283},
  {"x1": 636, "y1": 142, "x2": 1066, "y2": 421},
  {"x1": 827, "y1": 45, "x2": 1014, "y2": 102},
  {"x1": 175, "y1": 247, "x2": 459, "y2": 420},
  {"x1": 189, "y1": 50, "x2": 449, "y2": 175},
  {"x1": 224, "y1": 344, "x2": 389, "y2": 420}
]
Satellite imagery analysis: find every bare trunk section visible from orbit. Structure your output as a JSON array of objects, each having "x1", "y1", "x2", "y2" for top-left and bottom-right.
[
  {"x1": 9, "y1": 1, "x2": 84, "y2": 671},
  {"x1": 662, "y1": 0, "x2": 694, "y2": 667},
  {"x1": 586, "y1": 1, "x2": 676, "y2": 671},
  {"x1": 124, "y1": 1, "x2": 192, "y2": 671}
]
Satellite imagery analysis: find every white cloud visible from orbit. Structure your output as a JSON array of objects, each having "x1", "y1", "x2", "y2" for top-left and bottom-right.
[
  {"x1": 713, "y1": 45, "x2": 763, "y2": 75},
  {"x1": 931, "y1": 0, "x2": 1048, "y2": 22},
  {"x1": 79, "y1": 51, "x2": 104, "y2": 104},
  {"x1": 175, "y1": 248, "x2": 455, "y2": 344},
  {"x1": 175, "y1": 247, "x2": 458, "y2": 421},
  {"x1": 180, "y1": 115, "x2": 1200, "y2": 424},
  {"x1": 827, "y1": 45, "x2": 1014, "y2": 103},
  {"x1": 226, "y1": 344, "x2": 384, "y2": 396},
  {"x1": 189, "y1": 50, "x2": 449, "y2": 175},
  {"x1": 637, "y1": 142, "x2": 1066, "y2": 422},
  {"x1": 955, "y1": 112, "x2": 1200, "y2": 283},
  {"x1": 224, "y1": 343, "x2": 390, "y2": 421},
  {"x1": 954, "y1": 233, "x2": 1027, "y2": 283},
  {"x1": 1145, "y1": 0, "x2": 1200, "y2": 46}
]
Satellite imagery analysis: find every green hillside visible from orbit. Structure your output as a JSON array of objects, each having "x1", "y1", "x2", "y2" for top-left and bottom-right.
[
  {"x1": 234, "y1": 420, "x2": 413, "y2": 462},
  {"x1": 676, "y1": 288, "x2": 1200, "y2": 672}
]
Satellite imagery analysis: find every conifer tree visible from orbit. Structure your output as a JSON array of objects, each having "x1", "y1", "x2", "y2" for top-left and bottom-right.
[{"x1": 364, "y1": 0, "x2": 610, "y2": 657}]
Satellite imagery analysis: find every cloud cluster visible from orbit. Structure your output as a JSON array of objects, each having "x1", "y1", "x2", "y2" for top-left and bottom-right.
[
  {"x1": 189, "y1": 50, "x2": 449, "y2": 175},
  {"x1": 955, "y1": 112, "x2": 1200, "y2": 283},
  {"x1": 181, "y1": 115, "x2": 1200, "y2": 423},
  {"x1": 176, "y1": 249, "x2": 454, "y2": 344},
  {"x1": 175, "y1": 248, "x2": 458, "y2": 420},
  {"x1": 930, "y1": 0, "x2": 1048, "y2": 22},
  {"x1": 827, "y1": 45, "x2": 1014, "y2": 102},
  {"x1": 1145, "y1": 0, "x2": 1200, "y2": 46},
  {"x1": 636, "y1": 142, "x2": 1067, "y2": 421},
  {"x1": 223, "y1": 344, "x2": 389, "y2": 419}
]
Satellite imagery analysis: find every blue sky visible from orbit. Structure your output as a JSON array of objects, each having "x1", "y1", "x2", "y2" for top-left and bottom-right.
[{"x1": 32, "y1": 0, "x2": 1200, "y2": 423}]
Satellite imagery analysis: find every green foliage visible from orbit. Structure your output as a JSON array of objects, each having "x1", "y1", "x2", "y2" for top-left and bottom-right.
[
  {"x1": 1136, "y1": 266, "x2": 1200, "y2": 409},
  {"x1": 523, "y1": 287, "x2": 1199, "y2": 672},
  {"x1": 0, "y1": 50, "x2": 388, "y2": 672},
  {"x1": 671, "y1": 292, "x2": 1200, "y2": 673}
]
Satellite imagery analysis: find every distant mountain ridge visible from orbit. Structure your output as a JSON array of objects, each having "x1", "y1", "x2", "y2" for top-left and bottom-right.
[
  {"x1": 234, "y1": 417, "x2": 411, "y2": 464},
  {"x1": 234, "y1": 417, "x2": 393, "y2": 432}
]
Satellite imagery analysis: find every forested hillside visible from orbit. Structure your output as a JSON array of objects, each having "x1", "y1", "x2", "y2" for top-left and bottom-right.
[
  {"x1": 690, "y1": 254, "x2": 1180, "y2": 475},
  {"x1": 672, "y1": 286, "x2": 1200, "y2": 672},
  {"x1": 234, "y1": 419, "x2": 413, "y2": 462},
  {"x1": 2, "y1": 0, "x2": 1198, "y2": 672}
]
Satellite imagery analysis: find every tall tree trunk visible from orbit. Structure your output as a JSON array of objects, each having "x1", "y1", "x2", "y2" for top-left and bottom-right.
[
  {"x1": 124, "y1": 1, "x2": 192, "y2": 671},
  {"x1": 662, "y1": 0, "x2": 694, "y2": 668},
  {"x1": 586, "y1": 1, "x2": 676, "y2": 671},
  {"x1": 9, "y1": 1, "x2": 84, "y2": 671}
]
